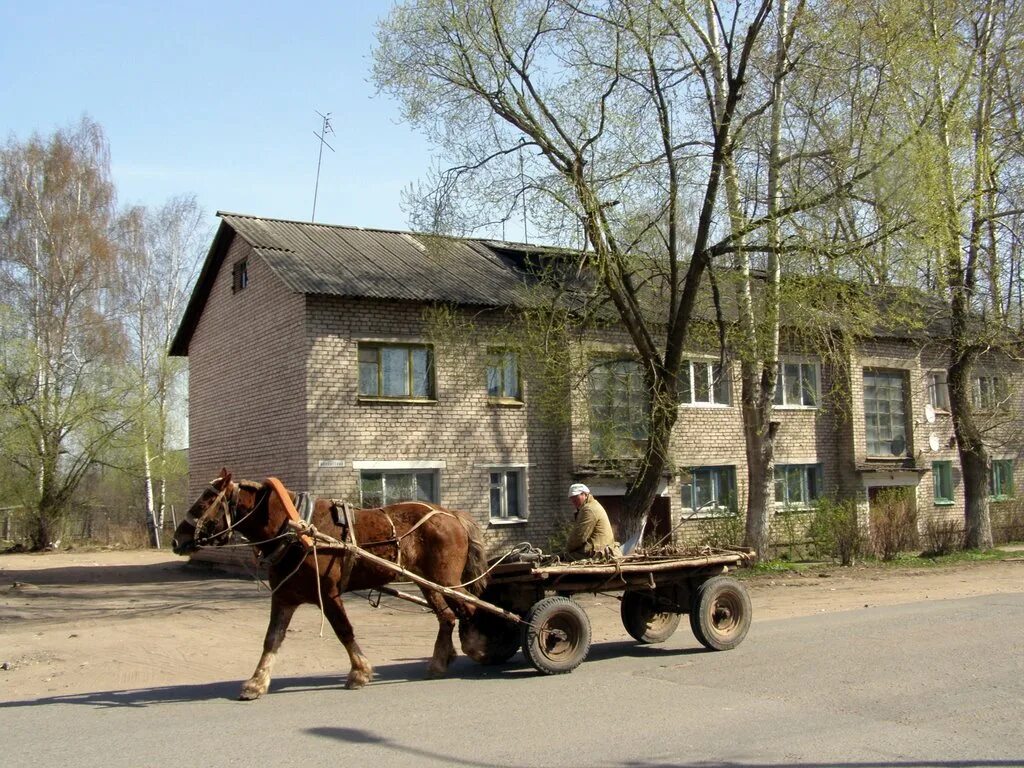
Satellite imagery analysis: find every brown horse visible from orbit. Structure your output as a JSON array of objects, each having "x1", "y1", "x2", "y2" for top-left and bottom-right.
[{"x1": 171, "y1": 469, "x2": 488, "y2": 699}]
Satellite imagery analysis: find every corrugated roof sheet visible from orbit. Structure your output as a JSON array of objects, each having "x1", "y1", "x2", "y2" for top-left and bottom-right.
[{"x1": 221, "y1": 213, "x2": 535, "y2": 306}]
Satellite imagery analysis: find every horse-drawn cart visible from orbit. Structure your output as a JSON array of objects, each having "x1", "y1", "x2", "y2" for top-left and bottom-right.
[
  {"x1": 456, "y1": 549, "x2": 755, "y2": 674},
  {"x1": 173, "y1": 473, "x2": 755, "y2": 696}
]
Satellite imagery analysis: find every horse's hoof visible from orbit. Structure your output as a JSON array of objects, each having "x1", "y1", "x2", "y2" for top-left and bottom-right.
[
  {"x1": 239, "y1": 680, "x2": 266, "y2": 700},
  {"x1": 426, "y1": 664, "x2": 448, "y2": 679},
  {"x1": 345, "y1": 670, "x2": 372, "y2": 689}
]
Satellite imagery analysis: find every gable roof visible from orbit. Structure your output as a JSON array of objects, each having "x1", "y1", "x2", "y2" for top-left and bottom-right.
[{"x1": 170, "y1": 212, "x2": 568, "y2": 356}]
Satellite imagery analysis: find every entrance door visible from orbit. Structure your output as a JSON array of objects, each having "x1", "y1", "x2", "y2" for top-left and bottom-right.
[{"x1": 598, "y1": 495, "x2": 671, "y2": 545}]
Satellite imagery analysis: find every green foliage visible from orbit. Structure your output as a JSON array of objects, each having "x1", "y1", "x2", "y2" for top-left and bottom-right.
[
  {"x1": 808, "y1": 497, "x2": 864, "y2": 566},
  {"x1": 695, "y1": 507, "x2": 746, "y2": 549},
  {"x1": 869, "y1": 488, "x2": 919, "y2": 561}
]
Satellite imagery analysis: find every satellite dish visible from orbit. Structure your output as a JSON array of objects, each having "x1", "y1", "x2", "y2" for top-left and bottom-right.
[
  {"x1": 924, "y1": 403, "x2": 936, "y2": 423},
  {"x1": 928, "y1": 433, "x2": 941, "y2": 452}
]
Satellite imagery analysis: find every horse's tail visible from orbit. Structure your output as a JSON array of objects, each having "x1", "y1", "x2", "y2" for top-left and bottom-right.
[{"x1": 457, "y1": 511, "x2": 489, "y2": 596}]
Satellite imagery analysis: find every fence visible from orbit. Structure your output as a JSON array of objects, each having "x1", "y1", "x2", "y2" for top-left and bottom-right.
[{"x1": 0, "y1": 504, "x2": 182, "y2": 549}]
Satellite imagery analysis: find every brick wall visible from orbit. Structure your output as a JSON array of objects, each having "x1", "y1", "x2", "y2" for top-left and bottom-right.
[
  {"x1": 304, "y1": 296, "x2": 572, "y2": 552},
  {"x1": 187, "y1": 237, "x2": 307, "y2": 497}
]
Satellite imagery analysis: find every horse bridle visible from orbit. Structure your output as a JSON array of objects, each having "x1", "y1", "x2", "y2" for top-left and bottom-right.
[{"x1": 189, "y1": 481, "x2": 239, "y2": 547}]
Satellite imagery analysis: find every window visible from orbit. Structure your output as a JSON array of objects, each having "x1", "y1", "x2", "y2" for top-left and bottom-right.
[
  {"x1": 681, "y1": 466, "x2": 737, "y2": 514},
  {"x1": 775, "y1": 361, "x2": 819, "y2": 407},
  {"x1": 774, "y1": 464, "x2": 824, "y2": 508},
  {"x1": 360, "y1": 470, "x2": 438, "y2": 507},
  {"x1": 358, "y1": 343, "x2": 435, "y2": 399},
  {"x1": 489, "y1": 469, "x2": 525, "y2": 520},
  {"x1": 973, "y1": 374, "x2": 1007, "y2": 411},
  {"x1": 932, "y1": 461, "x2": 954, "y2": 504},
  {"x1": 863, "y1": 369, "x2": 908, "y2": 457},
  {"x1": 990, "y1": 459, "x2": 1014, "y2": 499},
  {"x1": 680, "y1": 359, "x2": 730, "y2": 405},
  {"x1": 486, "y1": 349, "x2": 521, "y2": 401},
  {"x1": 927, "y1": 371, "x2": 950, "y2": 411},
  {"x1": 589, "y1": 358, "x2": 648, "y2": 458},
  {"x1": 232, "y1": 259, "x2": 248, "y2": 292}
]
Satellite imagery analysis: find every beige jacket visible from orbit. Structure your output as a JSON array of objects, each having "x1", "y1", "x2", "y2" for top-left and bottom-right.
[{"x1": 565, "y1": 494, "x2": 619, "y2": 557}]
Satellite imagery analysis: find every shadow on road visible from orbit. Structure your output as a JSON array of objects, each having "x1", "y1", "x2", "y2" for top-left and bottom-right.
[{"x1": 0, "y1": 638, "x2": 717, "y2": 709}]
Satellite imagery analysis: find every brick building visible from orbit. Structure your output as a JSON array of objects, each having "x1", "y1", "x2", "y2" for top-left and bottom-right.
[{"x1": 171, "y1": 213, "x2": 1022, "y2": 554}]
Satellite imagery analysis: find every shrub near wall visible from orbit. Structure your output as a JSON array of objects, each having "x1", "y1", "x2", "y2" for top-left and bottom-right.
[
  {"x1": 869, "y1": 488, "x2": 919, "y2": 560},
  {"x1": 991, "y1": 499, "x2": 1024, "y2": 545},
  {"x1": 808, "y1": 497, "x2": 863, "y2": 566}
]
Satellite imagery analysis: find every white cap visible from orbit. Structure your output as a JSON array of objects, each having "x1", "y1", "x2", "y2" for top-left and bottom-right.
[{"x1": 568, "y1": 483, "x2": 590, "y2": 497}]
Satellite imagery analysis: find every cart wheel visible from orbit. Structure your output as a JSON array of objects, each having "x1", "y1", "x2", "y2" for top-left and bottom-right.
[
  {"x1": 458, "y1": 614, "x2": 521, "y2": 665},
  {"x1": 689, "y1": 575, "x2": 751, "y2": 651},
  {"x1": 521, "y1": 596, "x2": 591, "y2": 675},
  {"x1": 620, "y1": 591, "x2": 682, "y2": 644}
]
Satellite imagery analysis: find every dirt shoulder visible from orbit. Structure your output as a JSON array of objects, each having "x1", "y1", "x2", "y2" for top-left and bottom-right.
[{"x1": 1, "y1": 548, "x2": 1021, "y2": 703}]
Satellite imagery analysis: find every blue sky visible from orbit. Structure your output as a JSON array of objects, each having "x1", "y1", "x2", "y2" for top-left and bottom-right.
[{"x1": 1, "y1": 1, "x2": 432, "y2": 232}]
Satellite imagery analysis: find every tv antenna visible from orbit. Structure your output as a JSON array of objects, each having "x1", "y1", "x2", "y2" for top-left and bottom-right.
[{"x1": 311, "y1": 111, "x2": 335, "y2": 222}]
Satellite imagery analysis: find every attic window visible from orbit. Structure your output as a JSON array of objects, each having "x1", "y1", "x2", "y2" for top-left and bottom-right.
[{"x1": 232, "y1": 259, "x2": 249, "y2": 293}]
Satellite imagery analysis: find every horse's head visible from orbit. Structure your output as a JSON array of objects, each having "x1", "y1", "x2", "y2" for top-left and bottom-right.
[{"x1": 172, "y1": 468, "x2": 238, "y2": 555}]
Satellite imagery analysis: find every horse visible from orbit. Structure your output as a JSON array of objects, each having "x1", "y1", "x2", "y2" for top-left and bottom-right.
[{"x1": 171, "y1": 468, "x2": 489, "y2": 699}]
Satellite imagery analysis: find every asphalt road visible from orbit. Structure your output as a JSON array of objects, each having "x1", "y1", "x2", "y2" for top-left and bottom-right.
[{"x1": 2, "y1": 593, "x2": 1022, "y2": 768}]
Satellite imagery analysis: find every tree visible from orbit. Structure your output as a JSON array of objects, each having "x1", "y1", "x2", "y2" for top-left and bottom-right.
[
  {"x1": 0, "y1": 118, "x2": 129, "y2": 548},
  {"x1": 376, "y1": 0, "x2": 781, "y2": 544},
  {"x1": 117, "y1": 197, "x2": 206, "y2": 547},
  {"x1": 897, "y1": 0, "x2": 1024, "y2": 549}
]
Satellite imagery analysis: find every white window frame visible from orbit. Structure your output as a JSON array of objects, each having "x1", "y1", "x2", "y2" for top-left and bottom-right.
[
  {"x1": 927, "y1": 371, "x2": 950, "y2": 412},
  {"x1": 680, "y1": 358, "x2": 731, "y2": 407},
  {"x1": 588, "y1": 357, "x2": 649, "y2": 458},
  {"x1": 774, "y1": 359, "x2": 820, "y2": 408},
  {"x1": 774, "y1": 463, "x2": 824, "y2": 509},
  {"x1": 486, "y1": 466, "x2": 528, "y2": 523},
  {"x1": 681, "y1": 466, "x2": 737, "y2": 517},
  {"x1": 353, "y1": 461, "x2": 444, "y2": 507},
  {"x1": 973, "y1": 374, "x2": 1008, "y2": 411},
  {"x1": 863, "y1": 368, "x2": 909, "y2": 457}
]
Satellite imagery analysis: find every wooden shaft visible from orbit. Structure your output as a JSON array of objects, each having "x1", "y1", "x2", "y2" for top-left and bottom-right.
[{"x1": 294, "y1": 522, "x2": 522, "y2": 624}]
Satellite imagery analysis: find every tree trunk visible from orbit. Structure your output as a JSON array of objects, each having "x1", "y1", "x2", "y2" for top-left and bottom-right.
[{"x1": 948, "y1": 350, "x2": 993, "y2": 549}]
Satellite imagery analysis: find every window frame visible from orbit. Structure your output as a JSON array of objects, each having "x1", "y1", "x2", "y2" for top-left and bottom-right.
[
  {"x1": 358, "y1": 467, "x2": 441, "y2": 507},
  {"x1": 679, "y1": 358, "x2": 731, "y2": 407},
  {"x1": 989, "y1": 459, "x2": 1014, "y2": 500},
  {"x1": 932, "y1": 461, "x2": 954, "y2": 505},
  {"x1": 588, "y1": 356, "x2": 649, "y2": 458},
  {"x1": 774, "y1": 463, "x2": 824, "y2": 509},
  {"x1": 973, "y1": 374, "x2": 1007, "y2": 411},
  {"x1": 487, "y1": 466, "x2": 527, "y2": 522},
  {"x1": 681, "y1": 466, "x2": 737, "y2": 517},
  {"x1": 358, "y1": 342, "x2": 436, "y2": 401},
  {"x1": 774, "y1": 360, "x2": 820, "y2": 408},
  {"x1": 926, "y1": 371, "x2": 950, "y2": 412},
  {"x1": 485, "y1": 348, "x2": 523, "y2": 403},
  {"x1": 232, "y1": 259, "x2": 249, "y2": 293},
  {"x1": 863, "y1": 368, "x2": 909, "y2": 458}
]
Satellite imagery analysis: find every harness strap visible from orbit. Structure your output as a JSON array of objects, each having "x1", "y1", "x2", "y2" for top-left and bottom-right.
[
  {"x1": 265, "y1": 477, "x2": 314, "y2": 550},
  {"x1": 331, "y1": 500, "x2": 358, "y2": 593}
]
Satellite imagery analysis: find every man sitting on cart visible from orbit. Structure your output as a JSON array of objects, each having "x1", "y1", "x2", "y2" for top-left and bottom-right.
[{"x1": 564, "y1": 483, "x2": 622, "y2": 561}]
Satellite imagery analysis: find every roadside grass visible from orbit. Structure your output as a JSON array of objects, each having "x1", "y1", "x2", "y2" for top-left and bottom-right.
[{"x1": 740, "y1": 544, "x2": 1019, "y2": 579}]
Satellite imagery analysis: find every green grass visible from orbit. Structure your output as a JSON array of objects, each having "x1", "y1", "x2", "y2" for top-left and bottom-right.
[{"x1": 741, "y1": 546, "x2": 1016, "y2": 577}]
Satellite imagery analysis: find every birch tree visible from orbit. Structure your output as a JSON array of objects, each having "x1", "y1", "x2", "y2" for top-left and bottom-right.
[
  {"x1": 117, "y1": 197, "x2": 205, "y2": 546},
  {"x1": 0, "y1": 118, "x2": 128, "y2": 548}
]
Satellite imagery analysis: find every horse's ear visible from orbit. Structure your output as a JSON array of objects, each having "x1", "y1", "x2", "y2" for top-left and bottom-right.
[{"x1": 219, "y1": 467, "x2": 232, "y2": 486}]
